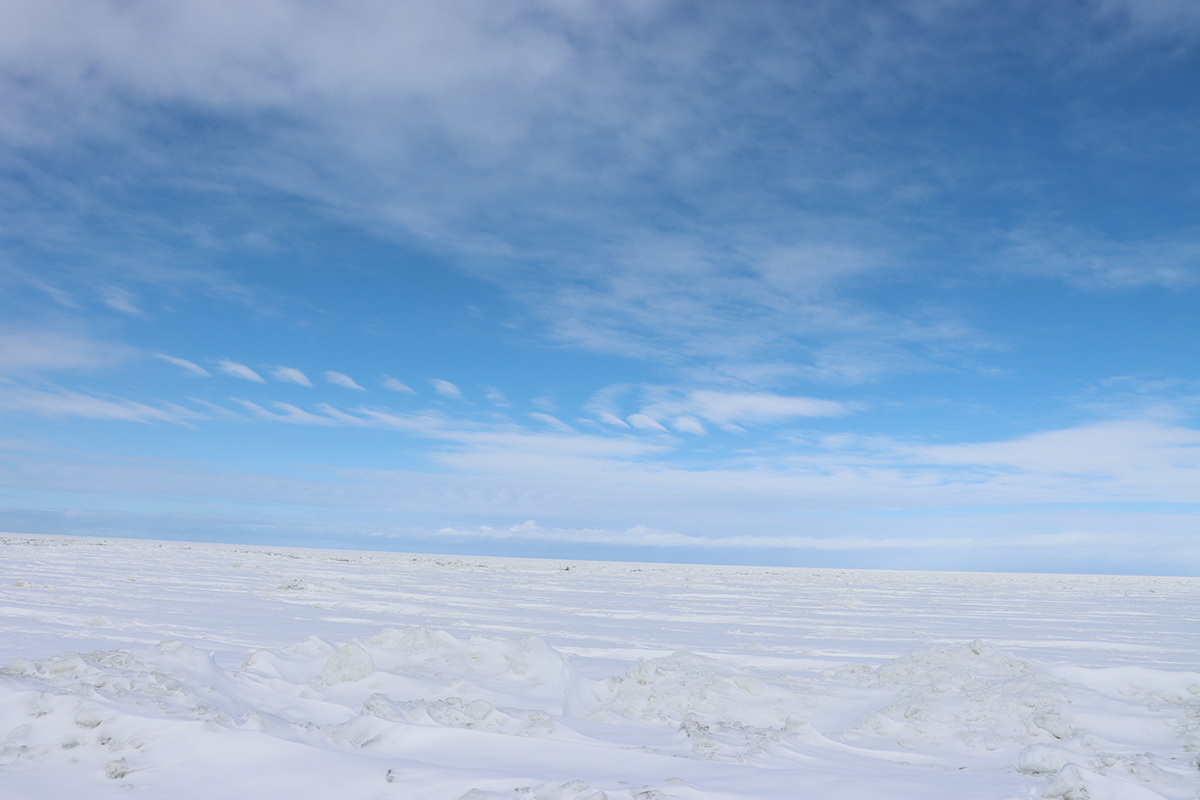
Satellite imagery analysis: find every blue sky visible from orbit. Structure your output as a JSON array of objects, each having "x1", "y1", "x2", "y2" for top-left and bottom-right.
[{"x1": 2, "y1": 0, "x2": 1199, "y2": 574}]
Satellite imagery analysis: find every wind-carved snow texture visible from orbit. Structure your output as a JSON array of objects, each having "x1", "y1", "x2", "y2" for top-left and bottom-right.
[{"x1": 1, "y1": 535, "x2": 1199, "y2": 799}]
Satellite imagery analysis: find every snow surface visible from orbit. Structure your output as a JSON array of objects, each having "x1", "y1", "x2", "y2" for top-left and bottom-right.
[{"x1": 1, "y1": 535, "x2": 1198, "y2": 799}]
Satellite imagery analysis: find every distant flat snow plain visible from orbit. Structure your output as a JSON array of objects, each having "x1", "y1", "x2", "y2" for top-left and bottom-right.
[{"x1": 1, "y1": 535, "x2": 1198, "y2": 800}]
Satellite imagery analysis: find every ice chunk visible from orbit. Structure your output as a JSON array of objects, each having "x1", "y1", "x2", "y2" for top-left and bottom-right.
[
  {"x1": 4, "y1": 657, "x2": 37, "y2": 676},
  {"x1": 1018, "y1": 744, "x2": 1078, "y2": 775},
  {"x1": 1033, "y1": 711, "x2": 1073, "y2": 739},
  {"x1": 1040, "y1": 763, "x2": 1171, "y2": 800},
  {"x1": 321, "y1": 641, "x2": 374, "y2": 685},
  {"x1": 464, "y1": 699, "x2": 493, "y2": 720}
]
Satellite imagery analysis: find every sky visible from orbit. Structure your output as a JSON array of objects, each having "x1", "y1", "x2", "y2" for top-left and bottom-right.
[{"x1": 1, "y1": 0, "x2": 1199, "y2": 574}]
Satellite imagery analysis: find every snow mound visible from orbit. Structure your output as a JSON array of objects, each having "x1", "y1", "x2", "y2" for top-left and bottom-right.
[
  {"x1": 3, "y1": 630, "x2": 1199, "y2": 799},
  {"x1": 846, "y1": 640, "x2": 1076, "y2": 750},
  {"x1": 320, "y1": 641, "x2": 374, "y2": 685},
  {"x1": 362, "y1": 692, "x2": 564, "y2": 738},
  {"x1": 1019, "y1": 743, "x2": 1079, "y2": 775},
  {"x1": 589, "y1": 651, "x2": 800, "y2": 729},
  {"x1": 1042, "y1": 763, "x2": 1174, "y2": 800}
]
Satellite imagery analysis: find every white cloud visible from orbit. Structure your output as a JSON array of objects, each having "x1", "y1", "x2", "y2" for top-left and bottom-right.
[
  {"x1": 268, "y1": 403, "x2": 664, "y2": 459},
  {"x1": 633, "y1": 389, "x2": 852, "y2": 431},
  {"x1": 627, "y1": 413, "x2": 667, "y2": 432},
  {"x1": 5, "y1": 402, "x2": 1200, "y2": 571},
  {"x1": 271, "y1": 366, "x2": 313, "y2": 386},
  {"x1": 325, "y1": 371, "x2": 365, "y2": 390},
  {"x1": 218, "y1": 359, "x2": 265, "y2": 383},
  {"x1": 27, "y1": 279, "x2": 78, "y2": 308},
  {"x1": 233, "y1": 399, "x2": 341, "y2": 426},
  {"x1": 154, "y1": 353, "x2": 210, "y2": 377},
  {"x1": 529, "y1": 412, "x2": 574, "y2": 432},
  {"x1": 0, "y1": 329, "x2": 130, "y2": 376},
  {"x1": 585, "y1": 384, "x2": 634, "y2": 428},
  {"x1": 685, "y1": 391, "x2": 850, "y2": 425},
  {"x1": 484, "y1": 387, "x2": 508, "y2": 406},
  {"x1": 431, "y1": 379, "x2": 463, "y2": 399},
  {"x1": 1003, "y1": 227, "x2": 1200, "y2": 289},
  {"x1": 1097, "y1": 0, "x2": 1200, "y2": 38},
  {"x1": 671, "y1": 416, "x2": 706, "y2": 435},
  {"x1": 0, "y1": 385, "x2": 202, "y2": 425},
  {"x1": 98, "y1": 285, "x2": 141, "y2": 314},
  {"x1": 381, "y1": 376, "x2": 416, "y2": 394},
  {"x1": 904, "y1": 420, "x2": 1200, "y2": 498},
  {"x1": 3, "y1": 0, "x2": 1189, "y2": 393}
]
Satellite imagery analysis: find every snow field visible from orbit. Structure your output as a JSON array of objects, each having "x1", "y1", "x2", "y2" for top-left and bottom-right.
[{"x1": 1, "y1": 534, "x2": 1198, "y2": 799}]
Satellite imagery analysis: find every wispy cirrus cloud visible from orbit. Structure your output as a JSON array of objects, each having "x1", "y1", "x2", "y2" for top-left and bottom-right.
[
  {"x1": 0, "y1": 328, "x2": 130, "y2": 376},
  {"x1": 528, "y1": 412, "x2": 574, "y2": 433},
  {"x1": 218, "y1": 360, "x2": 265, "y2": 383},
  {"x1": 587, "y1": 385, "x2": 854, "y2": 434},
  {"x1": 232, "y1": 399, "x2": 340, "y2": 426},
  {"x1": 3, "y1": 404, "x2": 1197, "y2": 571},
  {"x1": 902, "y1": 419, "x2": 1200, "y2": 499},
  {"x1": 35, "y1": 363, "x2": 1176, "y2": 515},
  {"x1": 627, "y1": 413, "x2": 668, "y2": 433},
  {"x1": 154, "y1": 353, "x2": 210, "y2": 377},
  {"x1": 325, "y1": 371, "x2": 364, "y2": 390},
  {"x1": 640, "y1": 390, "x2": 853, "y2": 432},
  {"x1": 98, "y1": 285, "x2": 141, "y2": 315},
  {"x1": 271, "y1": 366, "x2": 313, "y2": 386},
  {"x1": 5, "y1": 0, "x2": 1194, "y2": 383},
  {"x1": 200, "y1": 383, "x2": 1200, "y2": 508},
  {"x1": 430, "y1": 379, "x2": 463, "y2": 399},
  {"x1": 1001, "y1": 226, "x2": 1200, "y2": 289},
  {"x1": 0, "y1": 385, "x2": 202, "y2": 425},
  {"x1": 381, "y1": 376, "x2": 416, "y2": 394}
]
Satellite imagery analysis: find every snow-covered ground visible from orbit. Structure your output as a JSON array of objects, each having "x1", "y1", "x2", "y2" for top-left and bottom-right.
[{"x1": 2, "y1": 535, "x2": 1198, "y2": 799}]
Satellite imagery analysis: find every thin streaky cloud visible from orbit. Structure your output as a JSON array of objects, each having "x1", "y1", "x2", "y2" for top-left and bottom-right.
[
  {"x1": 529, "y1": 412, "x2": 574, "y2": 432},
  {"x1": 325, "y1": 371, "x2": 365, "y2": 390},
  {"x1": 381, "y1": 376, "x2": 416, "y2": 394},
  {"x1": 29, "y1": 279, "x2": 78, "y2": 308},
  {"x1": 232, "y1": 399, "x2": 341, "y2": 426},
  {"x1": 98, "y1": 286, "x2": 141, "y2": 315},
  {"x1": 431, "y1": 379, "x2": 463, "y2": 399},
  {"x1": 0, "y1": 330, "x2": 130, "y2": 375},
  {"x1": 672, "y1": 416, "x2": 706, "y2": 435},
  {"x1": 154, "y1": 353, "x2": 211, "y2": 377},
  {"x1": 271, "y1": 366, "x2": 313, "y2": 386},
  {"x1": 0, "y1": 385, "x2": 203, "y2": 426},
  {"x1": 218, "y1": 360, "x2": 266, "y2": 383},
  {"x1": 627, "y1": 413, "x2": 668, "y2": 432},
  {"x1": 652, "y1": 391, "x2": 852, "y2": 427}
]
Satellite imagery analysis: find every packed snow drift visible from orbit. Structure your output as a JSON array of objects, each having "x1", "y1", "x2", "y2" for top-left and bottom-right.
[{"x1": 1, "y1": 535, "x2": 1198, "y2": 799}]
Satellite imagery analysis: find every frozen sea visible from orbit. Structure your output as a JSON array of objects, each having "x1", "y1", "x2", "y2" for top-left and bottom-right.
[{"x1": 1, "y1": 534, "x2": 1198, "y2": 799}]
